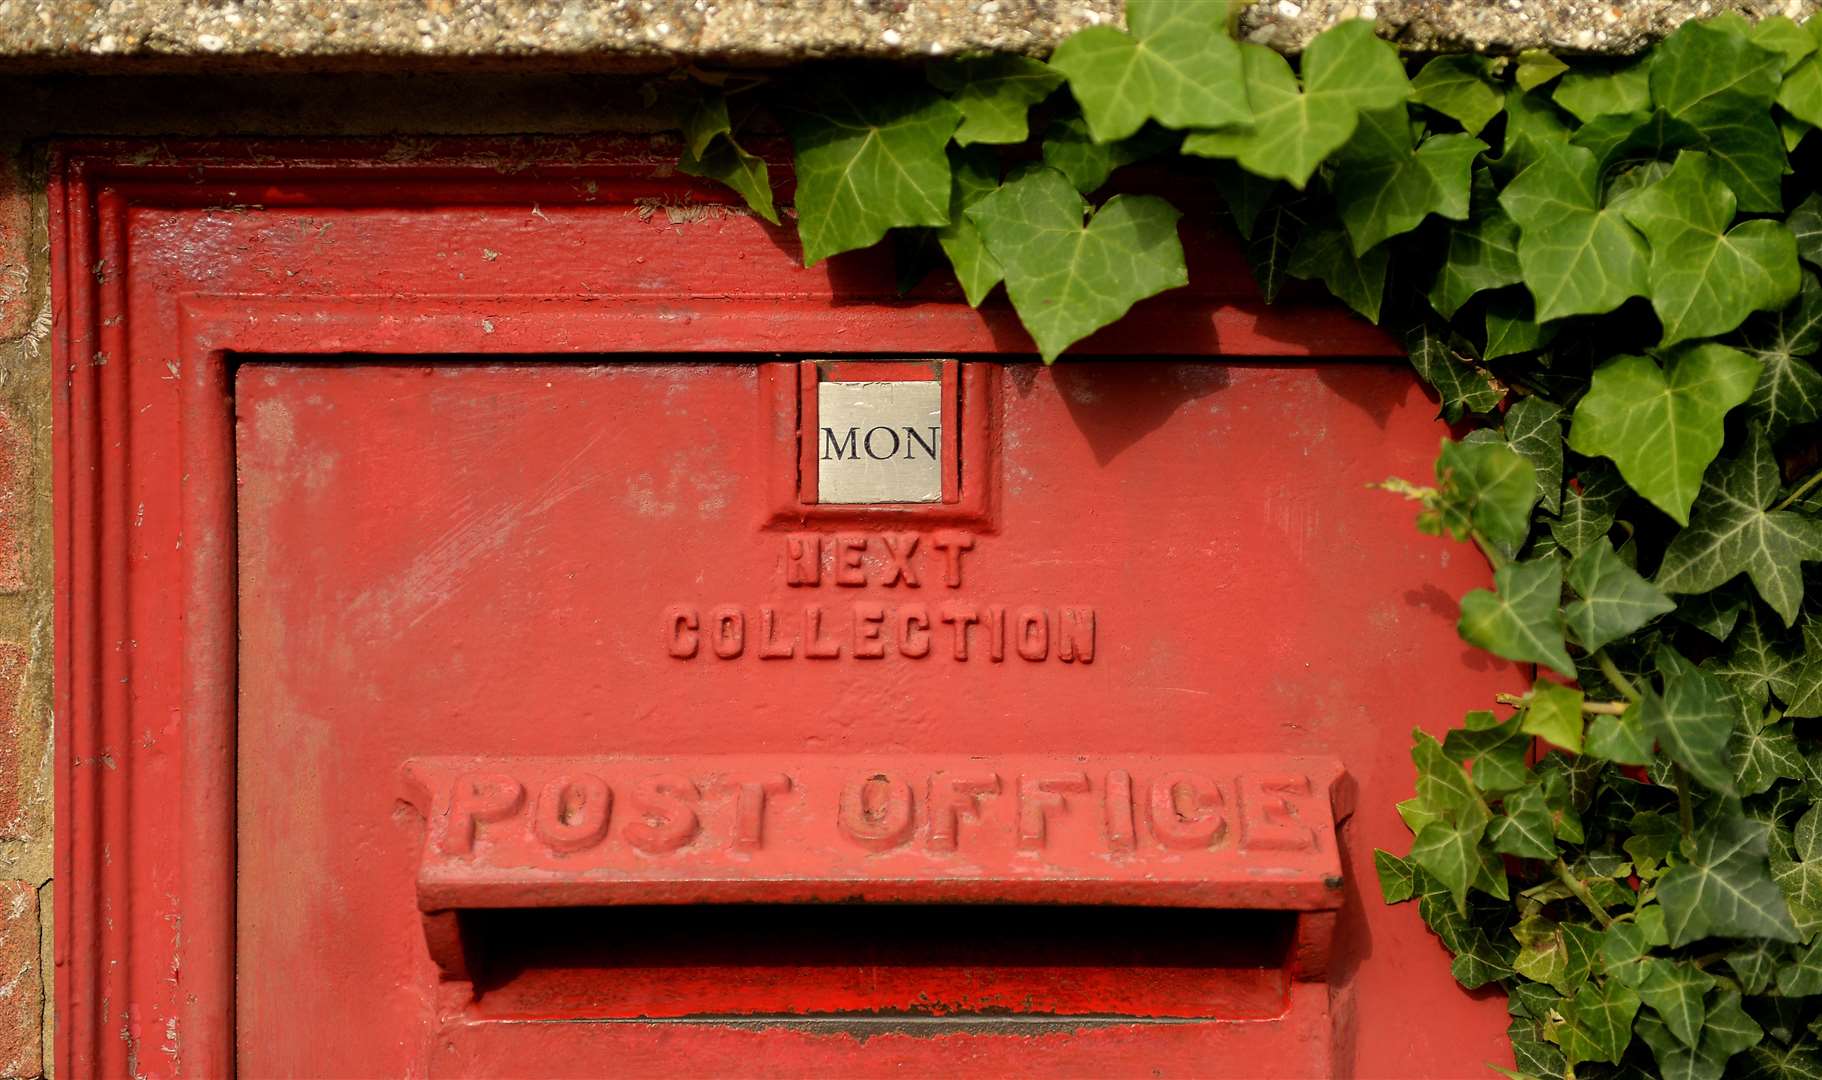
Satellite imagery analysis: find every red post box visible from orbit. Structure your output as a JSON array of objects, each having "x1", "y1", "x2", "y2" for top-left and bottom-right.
[{"x1": 53, "y1": 140, "x2": 1519, "y2": 1077}]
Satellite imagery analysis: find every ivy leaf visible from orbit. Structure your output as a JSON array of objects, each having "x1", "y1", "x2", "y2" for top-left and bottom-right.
[
  {"x1": 967, "y1": 166, "x2": 1186, "y2": 362},
  {"x1": 1566, "y1": 345, "x2": 1760, "y2": 526},
  {"x1": 1459, "y1": 556, "x2": 1577, "y2": 679},
  {"x1": 1049, "y1": 0, "x2": 1249, "y2": 142},
  {"x1": 1513, "y1": 914, "x2": 1584, "y2": 994},
  {"x1": 1565, "y1": 540, "x2": 1676, "y2": 653},
  {"x1": 1571, "y1": 108, "x2": 1700, "y2": 175},
  {"x1": 1707, "y1": 602, "x2": 1803, "y2": 709},
  {"x1": 1738, "y1": 270, "x2": 1822, "y2": 439},
  {"x1": 1427, "y1": 203, "x2": 1523, "y2": 318},
  {"x1": 926, "y1": 55, "x2": 1064, "y2": 146},
  {"x1": 1549, "y1": 463, "x2": 1627, "y2": 557},
  {"x1": 1751, "y1": 14, "x2": 1819, "y2": 71},
  {"x1": 1641, "y1": 648, "x2": 1741, "y2": 795},
  {"x1": 1744, "y1": 1041, "x2": 1822, "y2": 1079},
  {"x1": 1498, "y1": 88, "x2": 1575, "y2": 178},
  {"x1": 1726, "y1": 938, "x2": 1783, "y2": 994},
  {"x1": 1040, "y1": 115, "x2": 1170, "y2": 195},
  {"x1": 1782, "y1": 929, "x2": 1822, "y2": 996},
  {"x1": 1542, "y1": 769, "x2": 1587, "y2": 844},
  {"x1": 1332, "y1": 107, "x2": 1481, "y2": 253},
  {"x1": 1523, "y1": 680, "x2": 1586, "y2": 754},
  {"x1": 1618, "y1": 150, "x2": 1801, "y2": 346},
  {"x1": 1648, "y1": 18, "x2": 1788, "y2": 212},
  {"x1": 1779, "y1": 18, "x2": 1822, "y2": 126},
  {"x1": 1510, "y1": 980, "x2": 1566, "y2": 1022},
  {"x1": 782, "y1": 79, "x2": 961, "y2": 266},
  {"x1": 1771, "y1": 804, "x2": 1822, "y2": 915},
  {"x1": 1639, "y1": 998, "x2": 1749, "y2": 1070},
  {"x1": 1510, "y1": 1027, "x2": 1568, "y2": 1079},
  {"x1": 675, "y1": 91, "x2": 780, "y2": 225},
  {"x1": 1498, "y1": 141, "x2": 1649, "y2": 321},
  {"x1": 1287, "y1": 217, "x2": 1387, "y2": 321},
  {"x1": 1412, "y1": 727, "x2": 1489, "y2": 825},
  {"x1": 1375, "y1": 848, "x2": 1416, "y2": 902},
  {"x1": 1211, "y1": 161, "x2": 1279, "y2": 240},
  {"x1": 1792, "y1": 192, "x2": 1822, "y2": 269},
  {"x1": 1483, "y1": 290, "x2": 1558, "y2": 361},
  {"x1": 1637, "y1": 958, "x2": 1717, "y2": 1048},
  {"x1": 1553, "y1": 63, "x2": 1650, "y2": 123},
  {"x1": 1411, "y1": 817, "x2": 1490, "y2": 914},
  {"x1": 1658, "y1": 811, "x2": 1800, "y2": 947},
  {"x1": 1397, "y1": 796, "x2": 1440, "y2": 835},
  {"x1": 1785, "y1": 619, "x2": 1822, "y2": 718},
  {"x1": 1451, "y1": 925, "x2": 1518, "y2": 989},
  {"x1": 1517, "y1": 50, "x2": 1570, "y2": 91},
  {"x1": 1657, "y1": 424, "x2": 1822, "y2": 625},
  {"x1": 934, "y1": 146, "x2": 1004, "y2": 306},
  {"x1": 1240, "y1": 190, "x2": 1307, "y2": 302},
  {"x1": 1180, "y1": 22, "x2": 1410, "y2": 188},
  {"x1": 1412, "y1": 54, "x2": 1505, "y2": 136},
  {"x1": 1443, "y1": 709, "x2": 1529, "y2": 793},
  {"x1": 1506, "y1": 397, "x2": 1565, "y2": 514},
  {"x1": 1492, "y1": 779, "x2": 1564, "y2": 860},
  {"x1": 1628, "y1": 813, "x2": 1683, "y2": 879},
  {"x1": 1696, "y1": 989, "x2": 1763, "y2": 1059},
  {"x1": 1602, "y1": 920, "x2": 1658, "y2": 988},
  {"x1": 1406, "y1": 323, "x2": 1502, "y2": 421},
  {"x1": 1678, "y1": 583, "x2": 1751, "y2": 641},
  {"x1": 1433, "y1": 438, "x2": 1537, "y2": 556},
  {"x1": 1546, "y1": 977, "x2": 1641, "y2": 1067},
  {"x1": 1784, "y1": 112, "x2": 1815, "y2": 152},
  {"x1": 1733, "y1": 707, "x2": 1804, "y2": 797}
]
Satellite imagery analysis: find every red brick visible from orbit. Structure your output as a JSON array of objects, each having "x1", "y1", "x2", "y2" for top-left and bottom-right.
[
  {"x1": 0, "y1": 411, "x2": 24, "y2": 594},
  {"x1": 0, "y1": 645, "x2": 31, "y2": 843},
  {"x1": 0, "y1": 882, "x2": 41, "y2": 1080},
  {"x1": 0, "y1": 150, "x2": 25, "y2": 343}
]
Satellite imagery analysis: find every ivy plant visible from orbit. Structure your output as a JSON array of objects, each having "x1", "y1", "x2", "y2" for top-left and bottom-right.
[{"x1": 672, "y1": 5, "x2": 1822, "y2": 1075}]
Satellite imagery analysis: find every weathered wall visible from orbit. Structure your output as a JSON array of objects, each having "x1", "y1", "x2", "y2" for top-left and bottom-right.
[
  {"x1": 0, "y1": 0, "x2": 1817, "y2": 65},
  {"x1": 0, "y1": 142, "x2": 50, "y2": 1080},
  {"x1": 0, "y1": 2, "x2": 1817, "y2": 1077}
]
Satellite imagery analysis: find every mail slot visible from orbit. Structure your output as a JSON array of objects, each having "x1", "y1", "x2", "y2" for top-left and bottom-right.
[{"x1": 56, "y1": 142, "x2": 1516, "y2": 1078}]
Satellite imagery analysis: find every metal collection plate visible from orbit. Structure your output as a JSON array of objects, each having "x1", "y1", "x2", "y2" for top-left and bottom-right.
[{"x1": 815, "y1": 379, "x2": 943, "y2": 504}]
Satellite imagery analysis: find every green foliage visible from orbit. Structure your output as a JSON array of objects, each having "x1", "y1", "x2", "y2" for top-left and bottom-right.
[
  {"x1": 674, "y1": 87, "x2": 779, "y2": 225},
  {"x1": 967, "y1": 166, "x2": 1186, "y2": 362},
  {"x1": 778, "y1": 76, "x2": 960, "y2": 266},
  {"x1": 926, "y1": 55, "x2": 1064, "y2": 146},
  {"x1": 1180, "y1": 21, "x2": 1409, "y2": 188},
  {"x1": 663, "y1": 13, "x2": 1822, "y2": 1072},
  {"x1": 1048, "y1": 0, "x2": 1248, "y2": 142},
  {"x1": 1566, "y1": 346, "x2": 1759, "y2": 525}
]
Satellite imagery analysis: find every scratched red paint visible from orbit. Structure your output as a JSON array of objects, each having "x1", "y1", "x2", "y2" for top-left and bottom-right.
[{"x1": 54, "y1": 139, "x2": 1519, "y2": 1078}]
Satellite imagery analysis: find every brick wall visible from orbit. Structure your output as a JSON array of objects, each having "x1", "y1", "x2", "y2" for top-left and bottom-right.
[{"x1": 0, "y1": 145, "x2": 51, "y2": 1080}]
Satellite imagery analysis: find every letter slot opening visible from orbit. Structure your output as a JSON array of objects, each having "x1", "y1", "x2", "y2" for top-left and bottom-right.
[
  {"x1": 404, "y1": 753, "x2": 1350, "y2": 1023},
  {"x1": 447, "y1": 905, "x2": 1299, "y2": 1023}
]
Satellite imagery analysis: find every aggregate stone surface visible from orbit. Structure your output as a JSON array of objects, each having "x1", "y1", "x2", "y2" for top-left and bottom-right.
[{"x1": 2, "y1": 0, "x2": 1820, "y2": 67}]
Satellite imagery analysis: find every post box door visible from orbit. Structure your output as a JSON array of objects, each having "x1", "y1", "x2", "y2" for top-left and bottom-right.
[{"x1": 233, "y1": 357, "x2": 1508, "y2": 1077}]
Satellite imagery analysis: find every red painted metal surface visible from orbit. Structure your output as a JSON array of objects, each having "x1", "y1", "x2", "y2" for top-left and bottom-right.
[
  {"x1": 52, "y1": 138, "x2": 1517, "y2": 1079},
  {"x1": 408, "y1": 753, "x2": 1346, "y2": 911}
]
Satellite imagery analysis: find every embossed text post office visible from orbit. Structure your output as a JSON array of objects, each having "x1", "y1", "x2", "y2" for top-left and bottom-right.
[{"x1": 55, "y1": 140, "x2": 1522, "y2": 1077}]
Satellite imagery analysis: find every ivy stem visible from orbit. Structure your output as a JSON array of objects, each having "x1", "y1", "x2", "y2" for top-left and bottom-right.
[
  {"x1": 1773, "y1": 465, "x2": 1822, "y2": 512},
  {"x1": 1594, "y1": 651, "x2": 1642, "y2": 704},
  {"x1": 1494, "y1": 692, "x2": 1627, "y2": 714},
  {"x1": 1554, "y1": 858, "x2": 1615, "y2": 928},
  {"x1": 1675, "y1": 765, "x2": 1695, "y2": 844}
]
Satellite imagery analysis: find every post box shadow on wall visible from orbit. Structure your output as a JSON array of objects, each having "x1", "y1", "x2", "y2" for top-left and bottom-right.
[{"x1": 53, "y1": 139, "x2": 1522, "y2": 1079}]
